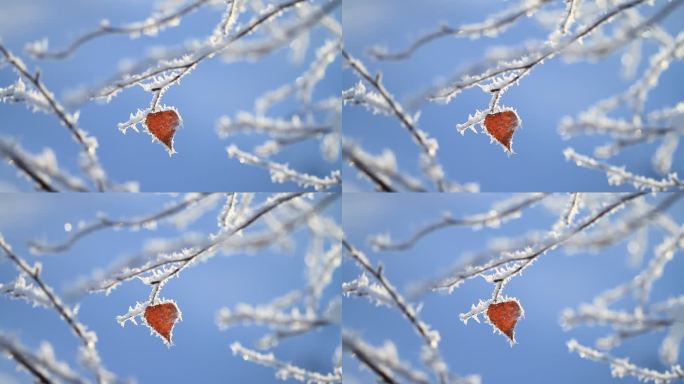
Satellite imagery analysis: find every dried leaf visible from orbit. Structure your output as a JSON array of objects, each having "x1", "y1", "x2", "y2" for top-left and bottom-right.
[
  {"x1": 484, "y1": 110, "x2": 519, "y2": 152},
  {"x1": 487, "y1": 300, "x2": 522, "y2": 343},
  {"x1": 144, "y1": 301, "x2": 180, "y2": 345},
  {"x1": 145, "y1": 109, "x2": 181, "y2": 153}
]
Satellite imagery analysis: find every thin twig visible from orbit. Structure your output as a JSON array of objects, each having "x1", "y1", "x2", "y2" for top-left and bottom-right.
[
  {"x1": 31, "y1": 0, "x2": 213, "y2": 59},
  {"x1": 29, "y1": 193, "x2": 215, "y2": 253},
  {"x1": 368, "y1": 0, "x2": 552, "y2": 60}
]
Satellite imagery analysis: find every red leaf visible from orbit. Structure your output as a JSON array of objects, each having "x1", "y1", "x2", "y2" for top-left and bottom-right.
[
  {"x1": 144, "y1": 301, "x2": 180, "y2": 345},
  {"x1": 484, "y1": 110, "x2": 519, "y2": 152},
  {"x1": 487, "y1": 300, "x2": 522, "y2": 343},
  {"x1": 145, "y1": 109, "x2": 180, "y2": 153}
]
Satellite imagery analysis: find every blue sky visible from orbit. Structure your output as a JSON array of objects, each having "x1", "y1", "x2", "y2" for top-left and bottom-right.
[
  {"x1": 342, "y1": 0, "x2": 684, "y2": 192},
  {"x1": 0, "y1": 0, "x2": 341, "y2": 192},
  {"x1": 342, "y1": 193, "x2": 684, "y2": 383},
  {"x1": 0, "y1": 193, "x2": 341, "y2": 383}
]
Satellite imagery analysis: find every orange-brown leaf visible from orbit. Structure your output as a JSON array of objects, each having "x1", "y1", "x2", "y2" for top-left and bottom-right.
[
  {"x1": 484, "y1": 110, "x2": 519, "y2": 152},
  {"x1": 145, "y1": 110, "x2": 180, "y2": 152},
  {"x1": 487, "y1": 300, "x2": 522, "y2": 342},
  {"x1": 144, "y1": 301, "x2": 180, "y2": 344}
]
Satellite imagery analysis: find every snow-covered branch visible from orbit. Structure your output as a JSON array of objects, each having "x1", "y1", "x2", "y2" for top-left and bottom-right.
[
  {"x1": 368, "y1": 0, "x2": 552, "y2": 60},
  {"x1": 88, "y1": 193, "x2": 307, "y2": 295}
]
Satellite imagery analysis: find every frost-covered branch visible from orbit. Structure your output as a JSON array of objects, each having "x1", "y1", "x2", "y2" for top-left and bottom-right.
[
  {"x1": 343, "y1": 240, "x2": 439, "y2": 350},
  {"x1": 342, "y1": 140, "x2": 427, "y2": 192},
  {"x1": 89, "y1": 193, "x2": 339, "y2": 336},
  {"x1": 0, "y1": 236, "x2": 115, "y2": 383},
  {"x1": 0, "y1": 138, "x2": 88, "y2": 192},
  {"x1": 343, "y1": 331, "x2": 430, "y2": 384},
  {"x1": 342, "y1": 239, "x2": 454, "y2": 384},
  {"x1": 0, "y1": 44, "x2": 92, "y2": 160},
  {"x1": 217, "y1": 113, "x2": 334, "y2": 142},
  {"x1": 230, "y1": 342, "x2": 341, "y2": 383},
  {"x1": 342, "y1": 147, "x2": 396, "y2": 192},
  {"x1": 345, "y1": 193, "x2": 684, "y2": 382},
  {"x1": 218, "y1": 263, "x2": 340, "y2": 348},
  {"x1": 0, "y1": 333, "x2": 88, "y2": 384},
  {"x1": 215, "y1": 200, "x2": 340, "y2": 380},
  {"x1": 102, "y1": 193, "x2": 306, "y2": 296},
  {"x1": 90, "y1": 0, "x2": 321, "y2": 101},
  {"x1": 563, "y1": 195, "x2": 682, "y2": 252},
  {"x1": 29, "y1": 193, "x2": 219, "y2": 253},
  {"x1": 428, "y1": 0, "x2": 677, "y2": 103},
  {"x1": 564, "y1": 148, "x2": 683, "y2": 191},
  {"x1": 567, "y1": 339, "x2": 684, "y2": 383},
  {"x1": 561, "y1": 223, "x2": 684, "y2": 377},
  {"x1": 373, "y1": 0, "x2": 684, "y2": 163},
  {"x1": 342, "y1": 49, "x2": 452, "y2": 192},
  {"x1": 560, "y1": 26, "x2": 684, "y2": 188},
  {"x1": 342, "y1": 273, "x2": 394, "y2": 308},
  {"x1": 369, "y1": 193, "x2": 548, "y2": 251},
  {"x1": 227, "y1": 145, "x2": 341, "y2": 190},
  {"x1": 26, "y1": 0, "x2": 213, "y2": 59},
  {"x1": 368, "y1": 0, "x2": 552, "y2": 60},
  {"x1": 0, "y1": 44, "x2": 133, "y2": 192},
  {"x1": 217, "y1": 35, "x2": 341, "y2": 187},
  {"x1": 433, "y1": 192, "x2": 650, "y2": 294},
  {"x1": 216, "y1": 291, "x2": 337, "y2": 348}
]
